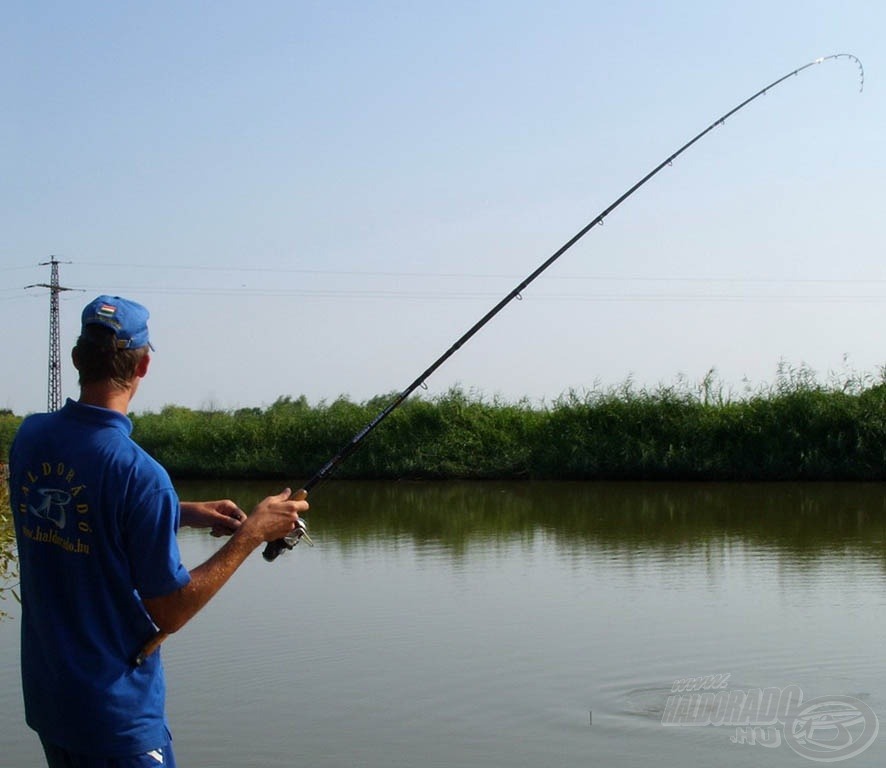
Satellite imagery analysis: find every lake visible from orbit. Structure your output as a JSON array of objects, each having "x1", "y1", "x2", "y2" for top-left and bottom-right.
[{"x1": 2, "y1": 480, "x2": 886, "y2": 766}]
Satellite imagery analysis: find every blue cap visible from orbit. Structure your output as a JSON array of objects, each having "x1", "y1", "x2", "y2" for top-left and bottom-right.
[{"x1": 81, "y1": 295, "x2": 153, "y2": 350}]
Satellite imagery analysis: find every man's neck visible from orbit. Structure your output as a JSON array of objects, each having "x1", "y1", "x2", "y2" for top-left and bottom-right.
[{"x1": 78, "y1": 384, "x2": 135, "y2": 415}]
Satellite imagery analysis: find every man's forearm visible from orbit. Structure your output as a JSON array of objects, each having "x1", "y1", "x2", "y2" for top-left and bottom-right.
[
  {"x1": 143, "y1": 525, "x2": 265, "y2": 634},
  {"x1": 178, "y1": 500, "x2": 203, "y2": 527}
]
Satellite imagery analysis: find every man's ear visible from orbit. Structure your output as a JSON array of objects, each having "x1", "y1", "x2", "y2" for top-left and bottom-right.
[
  {"x1": 71, "y1": 346, "x2": 80, "y2": 370},
  {"x1": 136, "y1": 352, "x2": 151, "y2": 379}
]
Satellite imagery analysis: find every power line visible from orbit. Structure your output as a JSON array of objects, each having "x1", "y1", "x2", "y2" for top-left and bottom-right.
[
  {"x1": 48, "y1": 283, "x2": 886, "y2": 304},
  {"x1": 9, "y1": 258, "x2": 886, "y2": 287},
  {"x1": 70, "y1": 260, "x2": 886, "y2": 284}
]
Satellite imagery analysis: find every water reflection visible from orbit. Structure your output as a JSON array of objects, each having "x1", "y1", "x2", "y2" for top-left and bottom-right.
[
  {"x1": 176, "y1": 479, "x2": 886, "y2": 559},
  {"x1": 5, "y1": 481, "x2": 886, "y2": 767}
]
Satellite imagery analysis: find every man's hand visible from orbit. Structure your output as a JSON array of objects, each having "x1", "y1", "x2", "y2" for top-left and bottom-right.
[
  {"x1": 239, "y1": 488, "x2": 309, "y2": 544},
  {"x1": 180, "y1": 499, "x2": 247, "y2": 537}
]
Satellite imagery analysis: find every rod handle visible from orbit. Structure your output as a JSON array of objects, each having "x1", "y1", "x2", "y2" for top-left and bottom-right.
[
  {"x1": 263, "y1": 488, "x2": 309, "y2": 562},
  {"x1": 133, "y1": 631, "x2": 168, "y2": 667}
]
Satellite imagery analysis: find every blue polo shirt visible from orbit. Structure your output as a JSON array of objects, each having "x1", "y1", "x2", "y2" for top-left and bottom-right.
[{"x1": 9, "y1": 399, "x2": 191, "y2": 756}]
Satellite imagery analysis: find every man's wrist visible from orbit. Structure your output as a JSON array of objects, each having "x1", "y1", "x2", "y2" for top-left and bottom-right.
[{"x1": 231, "y1": 521, "x2": 265, "y2": 550}]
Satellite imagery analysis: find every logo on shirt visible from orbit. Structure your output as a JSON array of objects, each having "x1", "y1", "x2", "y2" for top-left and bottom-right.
[
  {"x1": 28, "y1": 488, "x2": 71, "y2": 528},
  {"x1": 18, "y1": 462, "x2": 92, "y2": 555}
]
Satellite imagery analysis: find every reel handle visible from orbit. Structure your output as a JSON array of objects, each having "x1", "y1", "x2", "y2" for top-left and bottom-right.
[{"x1": 263, "y1": 488, "x2": 310, "y2": 562}]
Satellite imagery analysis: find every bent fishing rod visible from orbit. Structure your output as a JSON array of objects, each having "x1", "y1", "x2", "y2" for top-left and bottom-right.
[
  {"x1": 133, "y1": 54, "x2": 861, "y2": 666},
  {"x1": 261, "y1": 52, "x2": 862, "y2": 561}
]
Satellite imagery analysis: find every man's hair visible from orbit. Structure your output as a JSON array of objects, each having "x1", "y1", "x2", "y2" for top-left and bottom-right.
[{"x1": 74, "y1": 325, "x2": 149, "y2": 390}]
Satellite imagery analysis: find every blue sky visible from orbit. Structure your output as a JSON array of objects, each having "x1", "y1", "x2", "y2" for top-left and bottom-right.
[{"x1": 2, "y1": 1, "x2": 883, "y2": 414}]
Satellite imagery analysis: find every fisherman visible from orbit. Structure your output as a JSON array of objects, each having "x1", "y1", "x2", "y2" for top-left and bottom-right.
[{"x1": 8, "y1": 295, "x2": 309, "y2": 768}]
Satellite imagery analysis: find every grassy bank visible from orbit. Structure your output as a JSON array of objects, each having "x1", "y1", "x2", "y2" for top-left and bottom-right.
[
  {"x1": 3, "y1": 368, "x2": 886, "y2": 481},
  {"x1": 0, "y1": 464, "x2": 18, "y2": 617},
  {"x1": 131, "y1": 370, "x2": 886, "y2": 481}
]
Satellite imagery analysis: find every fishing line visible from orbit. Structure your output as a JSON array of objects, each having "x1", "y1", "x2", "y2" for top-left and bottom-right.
[
  {"x1": 260, "y1": 53, "x2": 862, "y2": 561},
  {"x1": 134, "y1": 52, "x2": 863, "y2": 665}
]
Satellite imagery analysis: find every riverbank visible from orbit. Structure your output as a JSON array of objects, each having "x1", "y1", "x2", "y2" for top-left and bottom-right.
[
  {"x1": 3, "y1": 373, "x2": 886, "y2": 481},
  {"x1": 0, "y1": 464, "x2": 17, "y2": 617}
]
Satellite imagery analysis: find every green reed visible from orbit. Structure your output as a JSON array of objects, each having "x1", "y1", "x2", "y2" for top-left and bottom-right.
[
  {"x1": 3, "y1": 365, "x2": 886, "y2": 481},
  {"x1": 130, "y1": 389, "x2": 543, "y2": 480},
  {"x1": 0, "y1": 464, "x2": 19, "y2": 618},
  {"x1": 126, "y1": 366, "x2": 886, "y2": 481}
]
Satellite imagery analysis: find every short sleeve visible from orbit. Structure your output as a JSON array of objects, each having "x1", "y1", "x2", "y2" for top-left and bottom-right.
[{"x1": 125, "y1": 486, "x2": 191, "y2": 599}]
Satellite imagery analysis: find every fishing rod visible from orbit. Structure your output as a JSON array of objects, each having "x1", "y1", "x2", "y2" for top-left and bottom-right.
[
  {"x1": 133, "y1": 53, "x2": 862, "y2": 666},
  {"x1": 261, "y1": 52, "x2": 862, "y2": 562}
]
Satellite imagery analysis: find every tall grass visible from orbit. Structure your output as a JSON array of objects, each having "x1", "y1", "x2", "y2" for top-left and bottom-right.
[
  {"x1": 3, "y1": 365, "x2": 886, "y2": 481},
  {"x1": 129, "y1": 366, "x2": 886, "y2": 481},
  {"x1": 533, "y1": 372, "x2": 886, "y2": 480},
  {"x1": 131, "y1": 389, "x2": 543, "y2": 480},
  {"x1": 0, "y1": 463, "x2": 18, "y2": 618}
]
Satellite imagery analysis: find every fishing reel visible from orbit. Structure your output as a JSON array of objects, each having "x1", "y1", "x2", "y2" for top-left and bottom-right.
[{"x1": 262, "y1": 518, "x2": 312, "y2": 562}]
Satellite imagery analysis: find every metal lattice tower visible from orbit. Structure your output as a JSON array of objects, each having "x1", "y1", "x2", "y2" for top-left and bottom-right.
[{"x1": 25, "y1": 257, "x2": 75, "y2": 411}]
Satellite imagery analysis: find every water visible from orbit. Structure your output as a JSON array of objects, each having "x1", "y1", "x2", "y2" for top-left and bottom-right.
[{"x1": 3, "y1": 481, "x2": 886, "y2": 766}]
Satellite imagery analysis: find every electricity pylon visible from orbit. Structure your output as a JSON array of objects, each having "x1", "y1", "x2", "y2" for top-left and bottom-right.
[{"x1": 25, "y1": 257, "x2": 76, "y2": 411}]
